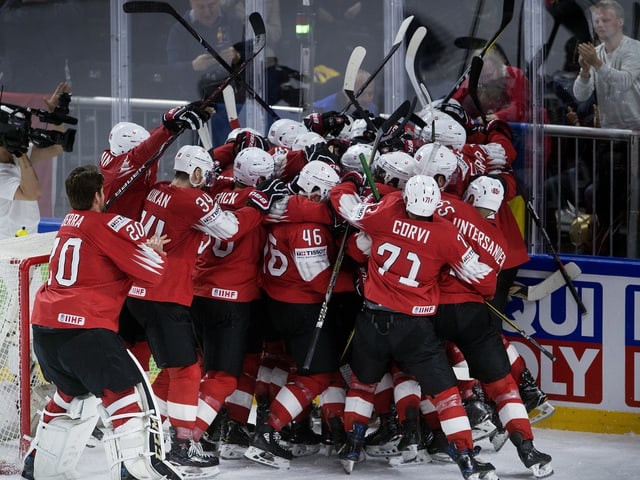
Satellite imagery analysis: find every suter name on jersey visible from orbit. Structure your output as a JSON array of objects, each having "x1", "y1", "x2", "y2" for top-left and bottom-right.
[{"x1": 452, "y1": 217, "x2": 506, "y2": 267}]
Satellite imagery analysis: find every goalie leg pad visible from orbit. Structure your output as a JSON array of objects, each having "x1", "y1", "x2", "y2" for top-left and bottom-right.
[
  {"x1": 99, "y1": 381, "x2": 182, "y2": 480},
  {"x1": 31, "y1": 403, "x2": 99, "y2": 480}
]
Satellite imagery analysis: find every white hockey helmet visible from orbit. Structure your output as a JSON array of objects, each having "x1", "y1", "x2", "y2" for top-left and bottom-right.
[
  {"x1": 174, "y1": 144, "x2": 214, "y2": 187},
  {"x1": 417, "y1": 109, "x2": 467, "y2": 149},
  {"x1": 267, "y1": 119, "x2": 308, "y2": 148},
  {"x1": 233, "y1": 147, "x2": 275, "y2": 187},
  {"x1": 403, "y1": 175, "x2": 441, "y2": 217},
  {"x1": 295, "y1": 160, "x2": 340, "y2": 200},
  {"x1": 372, "y1": 151, "x2": 416, "y2": 190},
  {"x1": 413, "y1": 143, "x2": 459, "y2": 189},
  {"x1": 108, "y1": 122, "x2": 150, "y2": 156},
  {"x1": 226, "y1": 127, "x2": 262, "y2": 143},
  {"x1": 344, "y1": 118, "x2": 369, "y2": 142},
  {"x1": 340, "y1": 143, "x2": 379, "y2": 174},
  {"x1": 463, "y1": 175, "x2": 505, "y2": 213},
  {"x1": 291, "y1": 131, "x2": 326, "y2": 151}
]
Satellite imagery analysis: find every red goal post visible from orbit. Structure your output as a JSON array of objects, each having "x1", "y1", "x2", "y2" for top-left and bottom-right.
[{"x1": 0, "y1": 232, "x2": 56, "y2": 473}]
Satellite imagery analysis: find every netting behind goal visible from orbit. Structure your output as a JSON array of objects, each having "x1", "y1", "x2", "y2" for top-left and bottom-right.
[{"x1": 0, "y1": 232, "x2": 56, "y2": 474}]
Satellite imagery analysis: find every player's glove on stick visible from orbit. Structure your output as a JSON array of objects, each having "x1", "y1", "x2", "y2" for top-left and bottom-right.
[
  {"x1": 163, "y1": 101, "x2": 211, "y2": 132},
  {"x1": 304, "y1": 111, "x2": 351, "y2": 136}
]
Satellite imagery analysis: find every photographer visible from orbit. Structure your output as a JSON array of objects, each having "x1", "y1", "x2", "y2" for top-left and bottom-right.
[{"x1": 0, "y1": 81, "x2": 72, "y2": 239}]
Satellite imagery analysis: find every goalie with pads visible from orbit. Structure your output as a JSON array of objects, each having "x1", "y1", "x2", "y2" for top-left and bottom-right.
[{"x1": 23, "y1": 165, "x2": 179, "y2": 480}]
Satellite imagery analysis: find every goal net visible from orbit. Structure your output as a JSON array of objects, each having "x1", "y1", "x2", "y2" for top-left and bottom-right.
[{"x1": 0, "y1": 232, "x2": 56, "y2": 474}]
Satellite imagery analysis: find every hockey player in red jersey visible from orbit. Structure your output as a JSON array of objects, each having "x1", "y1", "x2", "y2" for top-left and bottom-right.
[
  {"x1": 125, "y1": 144, "x2": 286, "y2": 474},
  {"x1": 330, "y1": 173, "x2": 499, "y2": 478},
  {"x1": 100, "y1": 102, "x2": 211, "y2": 374},
  {"x1": 24, "y1": 165, "x2": 180, "y2": 480},
  {"x1": 432, "y1": 175, "x2": 553, "y2": 478},
  {"x1": 244, "y1": 160, "x2": 353, "y2": 469},
  {"x1": 190, "y1": 146, "x2": 277, "y2": 460}
]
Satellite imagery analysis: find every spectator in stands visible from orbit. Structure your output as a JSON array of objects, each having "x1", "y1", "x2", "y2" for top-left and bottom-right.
[
  {"x1": 573, "y1": 0, "x2": 640, "y2": 255},
  {"x1": 0, "y1": 82, "x2": 70, "y2": 239},
  {"x1": 166, "y1": 0, "x2": 245, "y2": 147},
  {"x1": 313, "y1": 69, "x2": 376, "y2": 114}
]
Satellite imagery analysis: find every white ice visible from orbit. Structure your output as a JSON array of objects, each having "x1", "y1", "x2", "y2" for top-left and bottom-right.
[{"x1": 2, "y1": 427, "x2": 638, "y2": 479}]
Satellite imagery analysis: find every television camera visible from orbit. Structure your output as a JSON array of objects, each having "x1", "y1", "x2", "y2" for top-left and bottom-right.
[{"x1": 0, "y1": 92, "x2": 77, "y2": 156}]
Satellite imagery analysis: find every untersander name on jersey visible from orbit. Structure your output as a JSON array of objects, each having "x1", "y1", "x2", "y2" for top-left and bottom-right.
[
  {"x1": 452, "y1": 217, "x2": 506, "y2": 267},
  {"x1": 147, "y1": 188, "x2": 172, "y2": 208},
  {"x1": 57, "y1": 313, "x2": 86, "y2": 326},
  {"x1": 61, "y1": 213, "x2": 85, "y2": 228},
  {"x1": 392, "y1": 219, "x2": 431, "y2": 244}
]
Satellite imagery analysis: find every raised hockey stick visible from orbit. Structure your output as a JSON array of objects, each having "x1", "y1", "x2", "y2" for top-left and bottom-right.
[
  {"x1": 340, "y1": 15, "x2": 414, "y2": 114},
  {"x1": 303, "y1": 46, "x2": 368, "y2": 371},
  {"x1": 342, "y1": 46, "x2": 378, "y2": 133},
  {"x1": 405, "y1": 26, "x2": 429, "y2": 110},
  {"x1": 485, "y1": 301, "x2": 556, "y2": 361},
  {"x1": 123, "y1": 0, "x2": 280, "y2": 121},
  {"x1": 222, "y1": 84, "x2": 241, "y2": 130},
  {"x1": 467, "y1": 55, "x2": 488, "y2": 124},
  {"x1": 104, "y1": 12, "x2": 266, "y2": 211},
  {"x1": 442, "y1": 0, "x2": 514, "y2": 103},
  {"x1": 510, "y1": 261, "x2": 582, "y2": 301}
]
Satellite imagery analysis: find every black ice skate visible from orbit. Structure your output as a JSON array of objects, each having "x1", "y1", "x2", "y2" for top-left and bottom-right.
[
  {"x1": 426, "y1": 428, "x2": 454, "y2": 463},
  {"x1": 511, "y1": 432, "x2": 554, "y2": 478},
  {"x1": 449, "y1": 445, "x2": 499, "y2": 480},
  {"x1": 364, "y1": 409, "x2": 401, "y2": 457},
  {"x1": 388, "y1": 407, "x2": 430, "y2": 466},
  {"x1": 288, "y1": 418, "x2": 321, "y2": 457},
  {"x1": 218, "y1": 418, "x2": 251, "y2": 460},
  {"x1": 243, "y1": 423, "x2": 293, "y2": 469},
  {"x1": 340, "y1": 422, "x2": 367, "y2": 474},
  {"x1": 166, "y1": 428, "x2": 220, "y2": 479},
  {"x1": 320, "y1": 416, "x2": 347, "y2": 456},
  {"x1": 519, "y1": 369, "x2": 555, "y2": 425}
]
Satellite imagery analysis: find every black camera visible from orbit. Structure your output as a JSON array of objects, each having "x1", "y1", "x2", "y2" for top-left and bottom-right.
[{"x1": 0, "y1": 92, "x2": 78, "y2": 156}]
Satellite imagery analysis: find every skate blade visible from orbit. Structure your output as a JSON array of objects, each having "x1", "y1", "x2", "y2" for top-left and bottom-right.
[
  {"x1": 472, "y1": 420, "x2": 497, "y2": 442},
  {"x1": 528, "y1": 402, "x2": 555, "y2": 425},
  {"x1": 171, "y1": 464, "x2": 220, "y2": 479},
  {"x1": 388, "y1": 448, "x2": 431, "y2": 467},
  {"x1": 243, "y1": 446, "x2": 290, "y2": 469},
  {"x1": 530, "y1": 461, "x2": 554, "y2": 478},
  {"x1": 341, "y1": 458, "x2": 356, "y2": 474},
  {"x1": 430, "y1": 451, "x2": 454, "y2": 463},
  {"x1": 291, "y1": 443, "x2": 321, "y2": 457},
  {"x1": 365, "y1": 440, "x2": 401, "y2": 457},
  {"x1": 478, "y1": 470, "x2": 500, "y2": 480},
  {"x1": 218, "y1": 443, "x2": 248, "y2": 459}
]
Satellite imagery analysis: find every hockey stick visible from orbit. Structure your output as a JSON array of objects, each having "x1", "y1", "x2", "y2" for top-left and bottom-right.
[
  {"x1": 340, "y1": 15, "x2": 414, "y2": 114},
  {"x1": 526, "y1": 200, "x2": 587, "y2": 315},
  {"x1": 104, "y1": 12, "x2": 266, "y2": 211},
  {"x1": 634, "y1": 1, "x2": 640, "y2": 40},
  {"x1": 485, "y1": 301, "x2": 556, "y2": 362},
  {"x1": 467, "y1": 55, "x2": 488, "y2": 124},
  {"x1": 443, "y1": 0, "x2": 514, "y2": 103},
  {"x1": 123, "y1": 1, "x2": 280, "y2": 121},
  {"x1": 303, "y1": 46, "x2": 368, "y2": 371},
  {"x1": 342, "y1": 46, "x2": 378, "y2": 133},
  {"x1": 405, "y1": 26, "x2": 429, "y2": 110},
  {"x1": 510, "y1": 261, "x2": 582, "y2": 301},
  {"x1": 222, "y1": 84, "x2": 241, "y2": 130}
]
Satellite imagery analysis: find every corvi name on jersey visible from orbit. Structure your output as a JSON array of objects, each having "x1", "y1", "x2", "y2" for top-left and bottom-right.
[
  {"x1": 129, "y1": 286, "x2": 147, "y2": 297},
  {"x1": 212, "y1": 288, "x2": 238, "y2": 299},
  {"x1": 392, "y1": 220, "x2": 431, "y2": 244},
  {"x1": 61, "y1": 213, "x2": 84, "y2": 228},
  {"x1": 57, "y1": 313, "x2": 85, "y2": 326}
]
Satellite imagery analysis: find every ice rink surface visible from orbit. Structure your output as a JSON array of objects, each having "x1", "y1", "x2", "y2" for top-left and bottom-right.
[{"x1": 2, "y1": 427, "x2": 638, "y2": 479}]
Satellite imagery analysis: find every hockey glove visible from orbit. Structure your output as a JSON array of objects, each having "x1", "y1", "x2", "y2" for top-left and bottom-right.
[
  {"x1": 479, "y1": 143, "x2": 507, "y2": 171},
  {"x1": 304, "y1": 111, "x2": 351, "y2": 136},
  {"x1": 304, "y1": 142, "x2": 338, "y2": 165},
  {"x1": 485, "y1": 119, "x2": 512, "y2": 141},
  {"x1": 341, "y1": 170, "x2": 365, "y2": 189},
  {"x1": 163, "y1": 102, "x2": 211, "y2": 132},
  {"x1": 233, "y1": 130, "x2": 271, "y2": 156},
  {"x1": 247, "y1": 178, "x2": 289, "y2": 213},
  {"x1": 353, "y1": 265, "x2": 368, "y2": 297}
]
